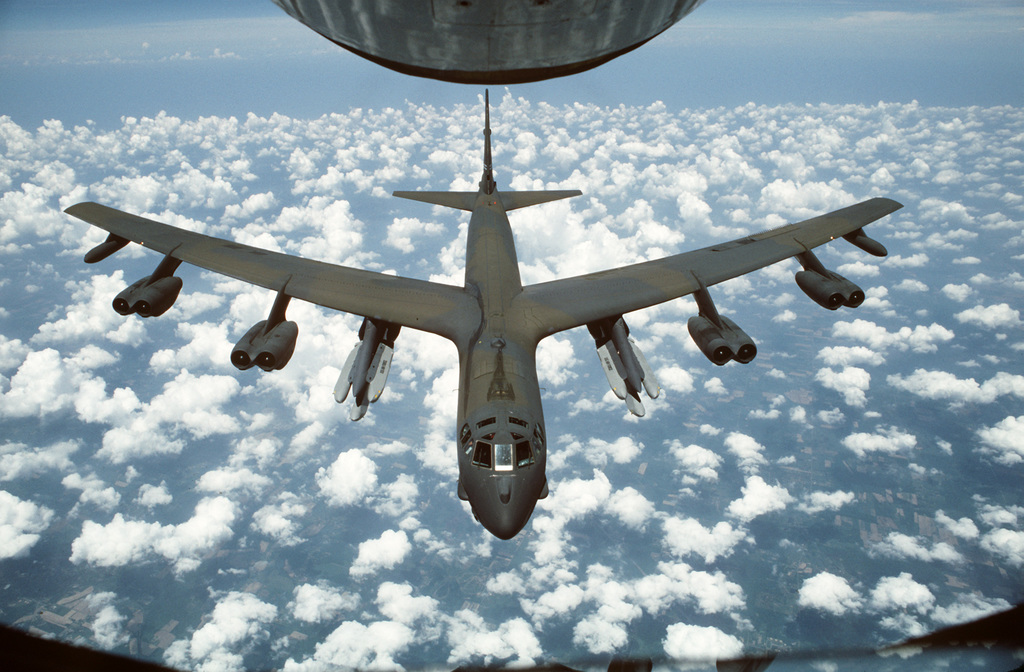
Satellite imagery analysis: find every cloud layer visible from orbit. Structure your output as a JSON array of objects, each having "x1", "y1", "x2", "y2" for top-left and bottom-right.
[{"x1": 0, "y1": 97, "x2": 1021, "y2": 668}]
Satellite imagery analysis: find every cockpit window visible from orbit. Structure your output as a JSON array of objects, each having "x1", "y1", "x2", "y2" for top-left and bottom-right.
[
  {"x1": 459, "y1": 423, "x2": 471, "y2": 446},
  {"x1": 476, "y1": 417, "x2": 496, "y2": 429},
  {"x1": 472, "y1": 441, "x2": 492, "y2": 468},
  {"x1": 515, "y1": 441, "x2": 534, "y2": 467},
  {"x1": 494, "y1": 443, "x2": 513, "y2": 471},
  {"x1": 509, "y1": 417, "x2": 528, "y2": 428}
]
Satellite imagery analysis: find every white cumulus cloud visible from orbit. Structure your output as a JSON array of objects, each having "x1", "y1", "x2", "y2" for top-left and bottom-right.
[{"x1": 797, "y1": 572, "x2": 864, "y2": 615}]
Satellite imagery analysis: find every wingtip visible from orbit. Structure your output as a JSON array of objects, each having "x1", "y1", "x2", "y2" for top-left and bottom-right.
[
  {"x1": 877, "y1": 197, "x2": 904, "y2": 213},
  {"x1": 63, "y1": 201, "x2": 89, "y2": 215}
]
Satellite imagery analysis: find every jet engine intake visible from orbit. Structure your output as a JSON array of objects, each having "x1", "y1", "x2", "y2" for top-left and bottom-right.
[
  {"x1": 232, "y1": 320, "x2": 298, "y2": 371},
  {"x1": 793, "y1": 249, "x2": 864, "y2": 310},
  {"x1": 687, "y1": 315, "x2": 757, "y2": 366},
  {"x1": 795, "y1": 270, "x2": 864, "y2": 310},
  {"x1": 687, "y1": 282, "x2": 757, "y2": 366},
  {"x1": 231, "y1": 290, "x2": 298, "y2": 372},
  {"x1": 587, "y1": 316, "x2": 660, "y2": 417},
  {"x1": 112, "y1": 254, "x2": 183, "y2": 317},
  {"x1": 334, "y1": 318, "x2": 401, "y2": 421}
]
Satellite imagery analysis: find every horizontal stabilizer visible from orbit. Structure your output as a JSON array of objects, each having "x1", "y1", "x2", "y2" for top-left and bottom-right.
[
  {"x1": 393, "y1": 189, "x2": 581, "y2": 212},
  {"x1": 499, "y1": 190, "x2": 581, "y2": 211},
  {"x1": 393, "y1": 191, "x2": 478, "y2": 211}
]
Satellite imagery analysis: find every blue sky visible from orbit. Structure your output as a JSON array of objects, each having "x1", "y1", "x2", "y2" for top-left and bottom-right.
[{"x1": 1, "y1": 0, "x2": 1022, "y2": 127}]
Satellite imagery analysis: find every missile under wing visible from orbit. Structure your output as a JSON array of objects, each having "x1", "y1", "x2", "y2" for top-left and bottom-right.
[{"x1": 270, "y1": 0, "x2": 708, "y2": 84}]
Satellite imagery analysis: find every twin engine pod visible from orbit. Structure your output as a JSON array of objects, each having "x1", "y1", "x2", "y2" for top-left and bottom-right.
[
  {"x1": 113, "y1": 275, "x2": 183, "y2": 318},
  {"x1": 87, "y1": 235, "x2": 184, "y2": 319},
  {"x1": 111, "y1": 254, "x2": 183, "y2": 318},
  {"x1": 687, "y1": 283, "x2": 757, "y2": 367},
  {"x1": 794, "y1": 249, "x2": 865, "y2": 310},
  {"x1": 334, "y1": 317, "x2": 401, "y2": 421},
  {"x1": 687, "y1": 314, "x2": 757, "y2": 366},
  {"x1": 231, "y1": 290, "x2": 298, "y2": 372},
  {"x1": 231, "y1": 321, "x2": 298, "y2": 372},
  {"x1": 587, "y1": 316, "x2": 660, "y2": 417}
]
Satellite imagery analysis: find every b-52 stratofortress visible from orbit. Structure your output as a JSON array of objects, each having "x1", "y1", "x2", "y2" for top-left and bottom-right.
[{"x1": 65, "y1": 93, "x2": 901, "y2": 539}]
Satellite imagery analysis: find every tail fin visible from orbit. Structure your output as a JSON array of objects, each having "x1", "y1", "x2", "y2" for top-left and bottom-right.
[
  {"x1": 393, "y1": 90, "x2": 582, "y2": 211},
  {"x1": 480, "y1": 90, "x2": 496, "y2": 194}
]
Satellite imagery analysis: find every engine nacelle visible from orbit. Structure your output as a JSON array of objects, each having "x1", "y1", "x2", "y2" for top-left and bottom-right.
[
  {"x1": 112, "y1": 275, "x2": 183, "y2": 317},
  {"x1": 687, "y1": 315, "x2": 757, "y2": 366},
  {"x1": 687, "y1": 282, "x2": 757, "y2": 366},
  {"x1": 231, "y1": 319, "x2": 299, "y2": 372},
  {"x1": 113, "y1": 277, "x2": 149, "y2": 315},
  {"x1": 111, "y1": 253, "x2": 183, "y2": 317},
  {"x1": 795, "y1": 269, "x2": 864, "y2": 310}
]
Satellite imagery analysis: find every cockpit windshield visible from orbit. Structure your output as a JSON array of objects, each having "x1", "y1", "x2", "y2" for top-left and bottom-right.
[
  {"x1": 464, "y1": 417, "x2": 541, "y2": 471},
  {"x1": 472, "y1": 441, "x2": 492, "y2": 468},
  {"x1": 494, "y1": 443, "x2": 513, "y2": 471}
]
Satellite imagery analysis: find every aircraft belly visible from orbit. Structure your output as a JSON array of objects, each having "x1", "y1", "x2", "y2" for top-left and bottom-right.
[{"x1": 271, "y1": 0, "x2": 708, "y2": 83}]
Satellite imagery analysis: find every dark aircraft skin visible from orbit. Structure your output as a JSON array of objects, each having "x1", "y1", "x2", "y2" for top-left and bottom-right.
[
  {"x1": 270, "y1": 0, "x2": 709, "y2": 84},
  {"x1": 65, "y1": 93, "x2": 901, "y2": 539}
]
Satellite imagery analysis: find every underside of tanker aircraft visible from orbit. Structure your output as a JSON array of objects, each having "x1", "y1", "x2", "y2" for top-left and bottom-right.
[{"x1": 270, "y1": 0, "x2": 710, "y2": 84}]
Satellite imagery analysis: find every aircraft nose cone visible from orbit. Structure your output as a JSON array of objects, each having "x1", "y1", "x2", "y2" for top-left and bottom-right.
[
  {"x1": 481, "y1": 510, "x2": 527, "y2": 540},
  {"x1": 478, "y1": 477, "x2": 530, "y2": 539},
  {"x1": 496, "y1": 476, "x2": 512, "y2": 504}
]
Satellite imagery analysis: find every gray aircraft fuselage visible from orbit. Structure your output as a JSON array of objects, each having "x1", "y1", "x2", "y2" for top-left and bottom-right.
[
  {"x1": 454, "y1": 189, "x2": 549, "y2": 539},
  {"x1": 448, "y1": 181, "x2": 552, "y2": 536},
  {"x1": 393, "y1": 96, "x2": 574, "y2": 539}
]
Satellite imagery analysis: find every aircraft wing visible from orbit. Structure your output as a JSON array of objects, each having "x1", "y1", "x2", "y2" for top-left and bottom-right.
[
  {"x1": 64, "y1": 202, "x2": 478, "y2": 340},
  {"x1": 517, "y1": 197, "x2": 903, "y2": 338}
]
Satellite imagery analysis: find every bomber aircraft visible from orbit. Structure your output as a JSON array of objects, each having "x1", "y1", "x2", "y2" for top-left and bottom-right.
[{"x1": 65, "y1": 93, "x2": 901, "y2": 539}]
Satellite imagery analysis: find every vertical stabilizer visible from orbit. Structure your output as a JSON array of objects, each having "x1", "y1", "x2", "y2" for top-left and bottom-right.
[
  {"x1": 480, "y1": 90, "x2": 496, "y2": 194},
  {"x1": 393, "y1": 90, "x2": 582, "y2": 211}
]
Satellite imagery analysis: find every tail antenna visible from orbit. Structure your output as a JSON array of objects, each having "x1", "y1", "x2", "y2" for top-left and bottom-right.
[{"x1": 480, "y1": 90, "x2": 496, "y2": 194}]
